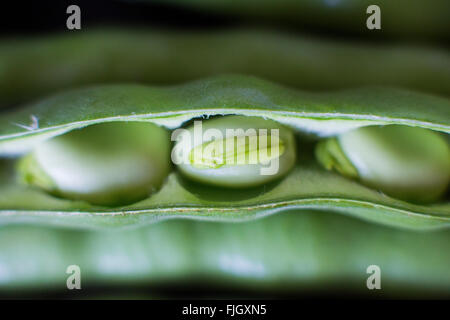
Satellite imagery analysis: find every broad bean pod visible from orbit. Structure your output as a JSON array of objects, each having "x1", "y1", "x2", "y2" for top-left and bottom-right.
[{"x1": 0, "y1": 75, "x2": 448, "y2": 230}]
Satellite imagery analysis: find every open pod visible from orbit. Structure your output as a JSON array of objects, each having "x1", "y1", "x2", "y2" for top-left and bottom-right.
[{"x1": 0, "y1": 75, "x2": 448, "y2": 230}]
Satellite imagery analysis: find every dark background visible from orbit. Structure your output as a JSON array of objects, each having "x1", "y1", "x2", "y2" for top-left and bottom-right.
[
  {"x1": 0, "y1": 0, "x2": 380, "y2": 41},
  {"x1": 1, "y1": 0, "x2": 243, "y2": 36}
]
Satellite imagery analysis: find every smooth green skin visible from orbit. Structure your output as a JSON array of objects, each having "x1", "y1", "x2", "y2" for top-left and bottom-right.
[
  {"x1": 317, "y1": 125, "x2": 450, "y2": 203},
  {"x1": 149, "y1": 0, "x2": 450, "y2": 39},
  {"x1": 0, "y1": 75, "x2": 449, "y2": 230},
  {"x1": 0, "y1": 212, "x2": 449, "y2": 297},
  {"x1": 18, "y1": 122, "x2": 171, "y2": 206},
  {"x1": 1, "y1": 28, "x2": 450, "y2": 107},
  {"x1": 174, "y1": 116, "x2": 296, "y2": 188}
]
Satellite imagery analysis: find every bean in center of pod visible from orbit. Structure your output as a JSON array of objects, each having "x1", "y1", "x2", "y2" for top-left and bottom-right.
[{"x1": 171, "y1": 115, "x2": 297, "y2": 188}]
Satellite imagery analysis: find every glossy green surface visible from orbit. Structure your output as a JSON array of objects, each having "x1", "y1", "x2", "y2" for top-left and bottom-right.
[
  {"x1": 0, "y1": 212, "x2": 449, "y2": 297},
  {"x1": 18, "y1": 122, "x2": 171, "y2": 206},
  {"x1": 1, "y1": 28, "x2": 450, "y2": 107},
  {"x1": 0, "y1": 76, "x2": 448, "y2": 229},
  {"x1": 317, "y1": 125, "x2": 450, "y2": 203},
  {"x1": 174, "y1": 116, "x2": 297, "y2": 188},
  {"x1": 1, "y1": 75, "x2": 449, "y2": 153}
]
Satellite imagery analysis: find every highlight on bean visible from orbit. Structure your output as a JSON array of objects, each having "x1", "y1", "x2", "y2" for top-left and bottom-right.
[{"x1": 172, "y1": 116, "x2": 297, "y2": 188}]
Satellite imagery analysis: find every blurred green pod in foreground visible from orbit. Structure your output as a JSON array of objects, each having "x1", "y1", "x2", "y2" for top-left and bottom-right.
[
  {"x1": 316, "y1": 125, "x2": 450, "y2": 203},
  {"x1": 18, "y1": 122, "x2": 171, "y2": 206},
  {"x1": 172, "y1": 116, "x2": 296, "y2": 188},
  {"x1": 0, "y1": 212, "x2": 449, "y2": 297}
]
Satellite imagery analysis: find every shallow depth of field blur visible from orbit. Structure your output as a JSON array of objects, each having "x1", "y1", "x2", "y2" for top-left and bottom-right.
[{"x1": 0, "y1": 0, "x2": 449, "y2": 299}]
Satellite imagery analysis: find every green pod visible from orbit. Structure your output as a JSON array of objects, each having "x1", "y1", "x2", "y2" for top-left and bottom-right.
[
  {"x1": 173, "y1": 116, "x2": 296, "y2": 188},
  {"x1": 1, "y1": 28, "x2": 450, "y2": 107},
  {"x1": 18, "y1": 122, "x2": 171, "y2": 206},
  {"x1": 0, "y1": 212, "x2": 449, "y2": 297},
  {"x1": 0, "y1": 75, "x2": 449, "y2": 230},
  {"x1": 316, "y1": 125, "x2": 450, "y2": 203}
]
